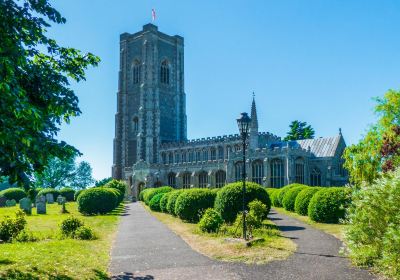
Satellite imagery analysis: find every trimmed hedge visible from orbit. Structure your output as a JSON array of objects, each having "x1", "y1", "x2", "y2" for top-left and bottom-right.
[
  {"x1": 175, "y1": 189, "x2": 216, "y2": 222},
  {"x1": 308, "y1": 187, "x2": 352, "y2": 223},
  {"x1": 138, "y1": 188, "x2": 151, "y2": 201},
  {"x1": 271, "y1": 189, "x2": 281, "y2": 207},
  {"x1": 106, "y1": 180, "x2": 126, "y2": 203},
  {"x1": 0, "y1": 188, "x2": 26, "y2": 202},
  {"x1": 74, "y1": 189, "x2": 84, "y2": 201},
  {"x1": 198, "y1": 208, "x2": 223, "y2": 233},
  {"x1": 277, "y1": 184, "x2": 307, "y2": 206},
  {"x1": 282, "y1": 185, "x2": 308, "y2": 211},
  {"x1": 294, "y1": 187, "x2": 322, "y2": 216},
  {"x1": 166, "y1": 190, "x2": 183, "y2": 215},
  {"x1": 214, "y1": 182, "x2": 271, "y2": 223},
  {"x1": 144, "y1": 186, "x2": 173, "y2": 205},
  {"x1": 149, "y1": 193, "x2": 165, "y2": 212},
  {"x1": 160, "y1": 192, "x2": 172, "y2": 213},
  {"x1": 77, "y1": 188, "x2": 118, "y2": 215},
  {"x1": 37, "y1": 188, "x2": 60, "y2": 200},
  {"x1": 60, "y1": 187, "x2": 75, "y2": 202}
]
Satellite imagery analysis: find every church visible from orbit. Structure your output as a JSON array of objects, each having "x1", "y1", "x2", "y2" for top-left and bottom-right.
[{"x1": 112, "y1": 24, "x2": 348, "y2": 199}]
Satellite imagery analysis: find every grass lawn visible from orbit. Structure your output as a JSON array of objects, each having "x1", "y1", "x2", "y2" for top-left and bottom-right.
[
  {"x1": 143, "y1": 203, "x2": 296, "y2": 264},
  {"x1": 273, "y1": 207, "x2": 347, "y2": 241},
  {"x1": 0, "y1": 202, "x2": 123, "y2": 280}
]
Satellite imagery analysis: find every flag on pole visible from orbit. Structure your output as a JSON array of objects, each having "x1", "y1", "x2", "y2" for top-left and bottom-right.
[{"x1": 152, "y1": 9, "x2": 156, "y2": 22}]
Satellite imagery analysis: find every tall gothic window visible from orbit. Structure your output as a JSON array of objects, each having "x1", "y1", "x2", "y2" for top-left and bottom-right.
[
  {"x1": 203, "y1": 149, "x2": 208, "y2": 161},
  {"x1": 295, "y1": 157, "x2": 305, "y2": 184},
  {"x1": 234, "y1": 161, "x2": 243, "y2": 182},
  {"x1": 270, "y1": 158, "x2": 284, "y2": 188},
  {"x1": 188, "y1": 150, "x2": 194, "y2": 162},
  {"x1": 168, "y1": 172, "x2": 176, "y2": 188},
  {"x1": 215, "y1": 170, "x2": 226, "y2": 188},
  {"x1": 218, "y1": 146, "x2": 224, "y2": 160},
  {"x1": 183, "y1": 173, "x2": 191, "y2": 189},
  {"x1": 133, "y1": 117, "x2": 139, "y2": 132},
  {"x1": 132, "y1": 59, "x2": 141, "y2": 84},
  {"x1": 181, "y1": 152, "x2": 187, "y2": 163},
  {"x1": 160, "y1": 60, "x2": 170, "y2": 84},
  {"x1": 175, "y1": 153, "x2": 180, "y2": 164},
  {"x1": 210, "y1": 148, "x2": 216, "y2": 160},
  {"x1": 195, "y1": 150, "x2": 201, "y2": 162},
  {"x1": 226, "y1": 146, "x2": 231, "y2": 159},
  {"x1": 198, "y1": 171, "x2": 208, "y2": 188},
  {"x1": 161, "y1": 153, "x2": 166, "y2": 164},
  {"x1": 252, "y1": 160, "x2": 264, "y2": 185},
  {"x1": 168, "y1": 153, "x2": 173, "y2": 164},
  {"x1": 310, "y1": 167, "x2": 321, "y2": 186}
]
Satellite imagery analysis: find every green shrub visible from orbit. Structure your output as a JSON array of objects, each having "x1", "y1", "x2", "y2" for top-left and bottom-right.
[
  {"x1": 248, "y1": 199, "x2": 268, "y2": 227},
  {"x1": 160, "y1": 192, "x2": 172, "y2": 213},
  {"x1": 74, "y1": 189, "x2": 84, "y2": 201},
  {"x1": 166, "y1": 190, "x2": 183, "y2": 215},
  {"x1": 149, "y1": 193, "x2": 165, "y2": 212},
  {"x1": 59, "y1": 187, "x2": 75, "y2": 202},
  {"x1": 15, "y1": 230, "x2": 38, "y2": 242},
  {"x1": 214, "y1": 182, "x2": 271, "y2": 223},
  {"x1": 198, "y1": 208, "x2": 223, "y2": 233},
  {"x1": 0, "y1": 188, "x2": 26, "y2": 202},
  {"x1": 0, "y1": 210, "x2": 27, "y2": 242},
  {"x1": 270, "y1": 189, "x2": 281, "y2": 207},
  {"x1": 308, "y1": 187, "x2": 351, "y2": 223},
  {"x1": 294, "y1": 187, "x2": 322, "y2": 215},
  {"x1": 282, "y1": 185, "x2": 308, "y2": 212},
  {"x1": 139, "y1": 188, "x2": 151, "y2": 201},
  {"x1": 60, "y1": 216, "x2": 84, "y2": 237},
  {"x1": 175, "y1": 189, "x2": 216, "y2": 222},
  {"x1": 144, "y1": 186, "x2": 173, "y2": 205},
  {"x1": 106, "y1": 180, "x2": 126, "y2": 203},
  {"x1": 277, "y1": 184, "x2": 306, "y2": 207},
  {"x1": 37, "y1": 188, "x2": 60, "y2": 200},
  {"x1": 77, "y1": 188, "x2": 118, "y2": 215},
  {"x1": 345, "y1": 168, "x2": 400, "y2": 280},
  {"x1": 107, "y1": 188, "x2": 122, "y2": 207},
  {"x1": 74, "y1": 226, "x2": 96, "y2": 240}
]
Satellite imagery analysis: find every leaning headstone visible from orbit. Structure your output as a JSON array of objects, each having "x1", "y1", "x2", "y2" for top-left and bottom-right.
[
  {"x1": 5, "y1": 199, "x2": 16, "y2": 207},
  {"x1": 36, "y1": 201, "x2": 46, "y2": 214},
  {"x1": 56, "y1": 195, "x2": 65, "y2": 205},
  {"x1": 45, "y1": 193, "x2": 54, "y2": 204},
  {"x1": 19, "y1": 198, "x2": 32, "y2": 214},
  {"x1": 0, "y1": 197, "x2": 6, "y2": 207}
]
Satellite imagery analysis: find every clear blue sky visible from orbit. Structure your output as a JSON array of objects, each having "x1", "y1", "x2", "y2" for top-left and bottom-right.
[{"x1": 49, "y1": 0, "x2": 400, "y2": 180}]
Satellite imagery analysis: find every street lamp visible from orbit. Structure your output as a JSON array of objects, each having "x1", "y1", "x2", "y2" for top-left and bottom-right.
[{"x1": 236, "y1": 112, "x2": 251, "y2": 240}]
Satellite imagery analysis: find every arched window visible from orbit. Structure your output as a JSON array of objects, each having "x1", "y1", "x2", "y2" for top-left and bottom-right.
[
  {"x1": 161, "y1": 153, "x2": 167, "y2": 164},
  {"x1": 133, "y1": 117, "x2": 139, "y2": 132},
  {"x1": 252, "y1": 160, "x2": 264, "y2": 185},
  {"x1": 160, "y1": 60, "x2": 170, "y2": 84},
  {"x1": 168, "y1": 172, "x2": 176, "y2": 188},
  {"x1": 168, "y1": 153, "x2": 173, "y2": 164},
  {"x1": 188, "y1": 150, "x2": 194, "y2": 162},
  {"x1": 310, "y1": 167, "x2": 321, "y2": 186},
  {"x1": 183, "y1": 173, "x2": 191, "y2": 189},
  {"x1": 295, "y1": 157, "x2": 305, "y2": 184},
  {"x1": 226, "y1": 146, "x2": 231, "y2": 159},
  {"x1": 203, "y1": 149, "x2": 208, "y2": 161},
  {"x1": 175, "y1": 153, "x2": 180, "y2": 164},
  {"x1": 195, "y1": 150, "x2": 201, "y2": 162},
  {"x1": 132, "y1": 59, "x2": 141, "y2": 84},
  {"x1": 198, "y1": 171, "x2": 208, "y2": 188},
  {"x1": 218, "y1": 146, "x2": 224, "y2": 160},
  {"x1": 234, "y1": 161, "x2": 243, "y2": 182},
  {"x1": 215, "y1": 170, "x2": 226, "y2": 188},
  {"x1": 270, "y1": 158, "x2": 284, "y2": 188},
  {"x1": 181, "y1": 151, "x2": 187, "y2": 163},
  {"x1": 210, "y1": 148, "x2": 216, "y2": 160}
]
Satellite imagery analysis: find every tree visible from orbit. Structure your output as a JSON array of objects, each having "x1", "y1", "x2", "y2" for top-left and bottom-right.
[
  {"x1": 73, "y1": 161, "x2": 94, "y2": 189},
  {"x1": 284, "y1": 121, "x2": 315, "y2": 141},
  {"x1": 95, "y1": 177, "x2": 113, "y2": 187},
  {"x1": 0, "y1": 0, "x2": 100, "y2": 189}
]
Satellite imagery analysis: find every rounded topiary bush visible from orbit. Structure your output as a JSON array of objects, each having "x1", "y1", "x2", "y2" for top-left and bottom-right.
[
  {"x1": 308, "y1": 187, "x2": 352, "y2": 223},
  {"x1": 77, "y1": 188, "x2": 118, "y2": 215},
  {"x1": 198, "y1": 208, "x2": 223, "y2": 233},
  {"x1": 106, "y1": 180, "x2": 126, "y2": 203},
  {"x1": 74, "y1": 226, "x2": 96, "y2": 240},
  {"x1": 270, "y1": 189, "x2": 281, "y2": 207},
  {"x1": 37, "y1": 188, "x2": 60, "y2": 200},
  {"x1": 0, "y1": 188, "x2": 26, "y2": 202},
  {"x1": 138, "y1": 188, "x2": 151, "y2": 201},
  {"x1": 59, "y1": 187, "x2": 76, "y2": 202},
  {"x1": 282, "y1": 185, "x2": 308, "y2": 212},
  {"x1": 60, "y1": 216, "x2": 84, "y2": 237},
  {"x1": 160, "y1": 192, "x2": 172, "y2": 213},
  {"x1": 175, "y1": 189, "x2": 216, "y2": 222},
  {"x1": 74, "y1": 189, "x2": 84, "y2": 201},
  {"x1": 294, "y1": 187, "x2": 322, "y2": 216},
  {"x1": 144, "y1": 186, "x2": 173, "y2": 205},
  {"x1": 277, "y1": 184, "x2": 306, "y2": 207},
  {"x1": 149, "y1": 193, "x2": 165, "y2": 212},
  {"x1": 166, "y1": 190, "x2": 183, "y2": 215},
  {"x1": 107, "y1": 188, "x2": 122, "y2": 207},
  {"x1": 214, "y1": 182, "x2": 271, "y2": 223}
]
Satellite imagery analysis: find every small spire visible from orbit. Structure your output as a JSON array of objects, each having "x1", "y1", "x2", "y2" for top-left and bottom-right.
[
  {"x1": 339, "y1": 128, "x2": 342, "y2": 135},
  {"x1": 250, "y1": 93, "x2": 258, "y2": 131}
]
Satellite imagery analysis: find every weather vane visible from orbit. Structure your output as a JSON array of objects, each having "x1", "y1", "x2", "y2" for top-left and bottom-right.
[{"x1": 152, "y1": 8, "x2": 156, "y2": 22}]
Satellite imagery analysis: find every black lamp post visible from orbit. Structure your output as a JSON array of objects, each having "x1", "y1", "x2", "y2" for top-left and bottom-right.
[{"x1": 236, "y1": 112, "x2": 251, "y2": 240}]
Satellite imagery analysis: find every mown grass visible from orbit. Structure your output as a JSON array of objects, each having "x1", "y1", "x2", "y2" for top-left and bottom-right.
[
  {"x1": 143, "y1": 203, "x2": 296, "y2": 264},
  {"x1": 0, "y1": 202, "x2": 123, "y2": 280},
  {"x1": 273, "y1": 207, "x2": 347, "y2": 241}
]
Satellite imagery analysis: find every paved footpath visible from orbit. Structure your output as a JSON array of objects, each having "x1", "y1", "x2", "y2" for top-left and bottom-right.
[{"x1": 109, "y1": 203, "x2": 375, "y2": 280}]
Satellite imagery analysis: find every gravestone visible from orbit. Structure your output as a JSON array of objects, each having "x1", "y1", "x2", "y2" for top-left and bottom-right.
[
  {"x1": 36, "y1": 195, "x2": 46, "y2": 204},
  {"x1": 0, "y1": 197, "x2": 6, "y2": 207},
  {"x1": 56, "y1": 195, "x2": 66, "y2": 205},
  {"x1": 36, "y1": 201, "x2": 46, "y2": 214},
  {"x1": 5, "y1": 199, "x2": 16, "y2": 207},
  {"x1": 19, "y1": 197, "x2": 32, "y2": 214},
  {"x1": 46, "y1": 193, "x2": 54, "y2": 204}
]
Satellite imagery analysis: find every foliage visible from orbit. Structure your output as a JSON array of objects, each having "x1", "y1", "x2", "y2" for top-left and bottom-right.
[
  {"x1": 73, "y1": 161, "x2": 95, "y2": 189},
  {"x1": 37, "y1": 188, "x2": 60, "y2": 200},
  {"x1": 77, "y1": 188, "x2": 118, "y2": 215},
  {"x1": 149, "y1": 193, "x2": 165, "y2": 212},
  {"x1": 198, "y1": 208, "x2": 223, "y2": 233},
  {"x1": 248, "y1": 199, "x2": 268, "y2": 226},
  {"x1": 160, "y1": 192, "x2": 172, "y2": 213},
  {"x1": 95, "y1": 177, "x2": 112, "y2": 187},
  {"x1": 138, "y1": 188, "x2": 150, "y2": 201},
  {"x1": 175, "y1": 189, "x2": 216, "y2": 222},
  {"x1": 0, "y1": 0, "x2": 99, "y2": 189},
  {"x1": 308, "y1": 187, "x2": 351, "y2": 223},
  {"x1": 0, "y1": 187, "x2": 26, "y2": 202},
  {"x1": 282, "y1": 185, "x2": 308, "y2": 212},
  {"x1": 270, "y1": 189, "x2": 281, "y2": 207},
  {"x1": 59, "y1": 187, "x2": 75, "y2": 201},
  {"x1": 60, "y1": 216, "x2": 84, "y2": 237},
  {"x1": 74, "y1": 226, "x2": 96, "y2": 240},
  {"x1": 294, "y1": 187, "x2": 322, "y2": 216},
  {"x1": 277, "y1": 184, "x2": 305, "y2": 207},
  {"x1": 143, "y1": 186, "x2": 173, "y2": 205},
  {"x1": 166, "y1": 190, "x2": 183, "y2": 215},
  {"x1": 0, "y1": 210, "x2": 27, "y2": 242},
  {"x1": 74, "y1": 189, "x2": 84, "y2": 201},
  {"x1": 345, "y1": 168, "x2": 400, "y2": 279},
  {"x1": 15, "y1": 229, "x2": 38, "y2": 242},
  {"x1": 214, "y1": 182, "x2": 270, "y2": 223},
  {"x1": 284, "y1": 120, "x2": 315, "y2": 141},
  {"x1": 105, "y1": 180, "x2": 126, "y2": 203}
]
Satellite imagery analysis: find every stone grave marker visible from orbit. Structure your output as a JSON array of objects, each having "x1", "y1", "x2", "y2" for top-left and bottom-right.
[
  {"x1": 5, "y1": 199, "x2": 16, "y2": 207},
  {"x1": 0, "y1": 197, "x2": 6, "y2": 207},
  {"x1": 46, "y1": 193, "x2": 54, "y2": 204},
  {"x1": 19, "y1": 197, "x2": 32, "y2": 214},
  {"x1": 56, "y1": 195, "x2": 66, "y2": 205},
  {"x1": 36, "y1": 201, "x2": 46, "y2": 214}
]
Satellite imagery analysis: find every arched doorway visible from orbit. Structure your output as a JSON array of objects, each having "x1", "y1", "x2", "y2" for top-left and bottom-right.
[{"x1": 137, "y1": 182, "x2": 145, "y2": 198}]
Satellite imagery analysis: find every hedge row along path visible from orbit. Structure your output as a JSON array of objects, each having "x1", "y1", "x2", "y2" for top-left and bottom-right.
[{"x1": 109, "y1": 203, "x2": 375, "y2": 280}]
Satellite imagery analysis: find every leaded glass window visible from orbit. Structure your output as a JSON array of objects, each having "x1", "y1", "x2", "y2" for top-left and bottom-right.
[{"x1": 270, "y1": 158, "x2": 284, "y2": 188}]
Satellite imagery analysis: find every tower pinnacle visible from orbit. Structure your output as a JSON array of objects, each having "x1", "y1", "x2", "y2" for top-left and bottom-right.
[{"x1": 250, "y1": 93, "x2": 258, "y2": 130}]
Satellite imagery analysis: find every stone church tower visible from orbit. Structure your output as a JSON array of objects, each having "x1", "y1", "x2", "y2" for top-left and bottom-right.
[{"x1": 112, "y1": 24, "x2": 187, "y2": 180}]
